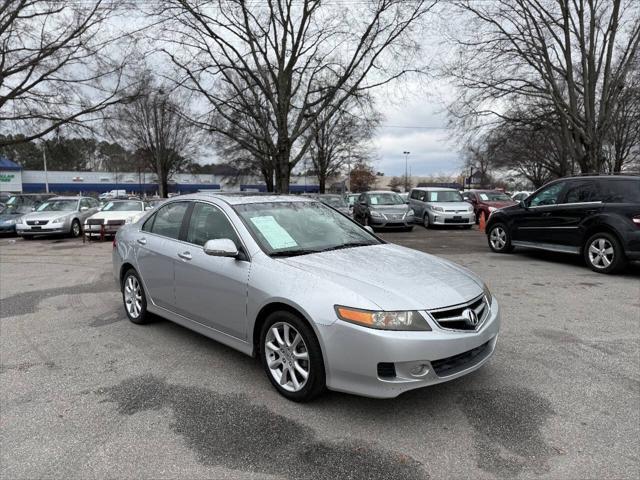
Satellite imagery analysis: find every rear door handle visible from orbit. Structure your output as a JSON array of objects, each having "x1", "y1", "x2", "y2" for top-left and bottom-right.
[
  {"x1": 177, "y1": 251, "x2": 192, "y2": 261},
  {"x1": 137, "y1": 237, "x2": 147, "y2": 245}
]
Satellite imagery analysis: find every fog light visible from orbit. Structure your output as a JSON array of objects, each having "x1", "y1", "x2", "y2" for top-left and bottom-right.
[{"x1": 410, "y1": 363, "x2": 430, "y2": 377}]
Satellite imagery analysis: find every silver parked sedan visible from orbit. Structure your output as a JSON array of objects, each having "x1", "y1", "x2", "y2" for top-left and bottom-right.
[
  {"x1": 16, "y1": 196, "x2": 100, "y2": 238},
  {"x1": 113, "y1": 194, "x2": 500, "y2": 401}
]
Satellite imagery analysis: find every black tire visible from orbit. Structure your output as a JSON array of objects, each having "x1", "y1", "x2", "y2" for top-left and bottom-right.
[
  {"x1": 70, "y1": 219, "x2": 81, "y2": 238},
  {"x1": 583, "y1": 232, "x2": 626, "y2": 274},
  {"x1": 259, "y1": 310, "x2": 325, "y2": 402},
  {"x1": 22, "y1": 235, "x2": 34, "y2": 240},
  {"x1": 487, "y1": 223, "x2": 514, "y2": 253},
  {"x1": 121, "y1": 269, "x2": 151, "y2": 324},
  {"x1": 405, "y1": 226, "x2": 414, "y2": 232},
  {"x1": 422, "y1": 213, "x2": 430, "y2": 229}
]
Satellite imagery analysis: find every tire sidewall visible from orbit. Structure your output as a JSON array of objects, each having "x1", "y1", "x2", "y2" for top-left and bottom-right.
[
  {"x1": 121, "y1": 269, "x2": 149, "y2": 324},
  {"x1": 423, "y1": 213, "x2": 430, "y2": 228},
  {"x1": 259, "y1": 311, "x2": 325, "y2": 402},
  {"x1": 584, "y1": 232, "x2": 625, "y2": 274},
  {"x1": 70, "y1": 219, "x2": 81, "y2": 238}
]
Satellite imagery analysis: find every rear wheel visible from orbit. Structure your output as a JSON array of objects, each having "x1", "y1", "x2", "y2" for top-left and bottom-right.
[
  {"x1": 122, "y1": 269, "x2": 151, "y2": 324},
  {"x1": 260, "y1": 311, "x2": 325, "y2": 402},
  {"x1": 584, "y1": 232, "x2": 626, "y2": 274},
  {"x1": 488, "y1": 223, "x2": 513, "y2": 253}
]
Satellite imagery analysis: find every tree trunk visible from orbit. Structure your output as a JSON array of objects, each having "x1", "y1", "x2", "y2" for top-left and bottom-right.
[
  {"x1": 274, "y1": 140, "x2": 291, "y2": 193},
  {"x1": 319, "y1": 176, "x2": 326, "y2": 194}
]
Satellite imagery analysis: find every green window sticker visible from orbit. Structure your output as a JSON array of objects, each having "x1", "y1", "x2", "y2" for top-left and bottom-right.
[{"x1": 250, "y1": 216, "x2": 298, "y2": 250}]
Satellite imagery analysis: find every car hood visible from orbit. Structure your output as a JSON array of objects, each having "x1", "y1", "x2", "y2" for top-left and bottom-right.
[
  {"x1": 278, "y1": 243, "x2": 483, "y2": 310},
  {"x1": 0, "y1": 212, "x2": 23, "y2": 220},
  {"x1": 88, "y1": 211, "x2": 143, "y2": 222},
  {"x1": 22, "y1": 211, "x2": 75, "y2": 221}
]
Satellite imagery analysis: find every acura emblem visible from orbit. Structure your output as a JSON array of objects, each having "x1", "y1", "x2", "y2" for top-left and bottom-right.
[{"x1": 462, "y1": 308, "x2": 479, "y2": 327}]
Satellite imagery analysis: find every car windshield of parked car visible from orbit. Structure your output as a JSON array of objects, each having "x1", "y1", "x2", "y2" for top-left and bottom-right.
[
  {"x1": 320, "y1": 196, "x2": 347, "y2": 208},
  {"x1": 36, "y1": 200, "x2": 78, "y2": 212},
  {"x1": 235, "y1": 201, "x2": 380, "y2": 256},
  {"x1": 368, "y1": 193, "x2": 404, "y2": 205},
  {"x1": 428, "y1": 191, "x2": 463, "y2": 202},
  {"x1": 478, "y1": 192, "x2": 511, "y2": 201},
  {"x1": 101, "y1": 201, "x2": 143, "y2": 212}
]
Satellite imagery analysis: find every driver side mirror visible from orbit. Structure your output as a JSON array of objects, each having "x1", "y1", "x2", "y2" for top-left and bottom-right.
[
  {"x1": 203, "y1": 238, "x2": 239, "y2": 258},
  {"x1": 80, "y1": 206, "x2": 88, "y2": 212},
  {"x1": 519, "y1": 200, "x2": 529, "y2": 209}
]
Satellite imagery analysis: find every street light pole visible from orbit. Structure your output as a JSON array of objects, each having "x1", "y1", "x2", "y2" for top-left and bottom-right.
[{"x1": 403, "y1": 151, "x2": 410, "y2": 192}]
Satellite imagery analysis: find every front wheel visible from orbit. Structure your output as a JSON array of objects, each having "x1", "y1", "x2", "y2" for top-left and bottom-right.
[
  {"x1": 70, "y1": 219, "x2": 81, "y2": 238},
  {"x1": 260, "y1": 311, "x2": 325, "y2": 402},
  {"x1": 488, "y1": 223, "x2": 513, "y2": 253},
  {"x1": 422, "y1": 213, "x2": 430, "y2": 229},
  {"x1": 584, "y1": 232, "x2": 626, "y2": 274}
]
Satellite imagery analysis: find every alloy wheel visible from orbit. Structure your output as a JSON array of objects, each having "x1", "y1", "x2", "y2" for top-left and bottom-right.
[
  {"x1": 490, "y1": 226, "x2": 507, "y2": 250},
  {"x1": 72, "y1": 221, "x2": 81, "y2": 237},
  {"x1": 124, "y1": 275, "x2": 143, "y2": 319},
  {"x1": 264, "y1": 322, "x2": 310, "y2": 392},
  {"x1": 588, "y1": 237, "x2": 614, "y2": 269}
]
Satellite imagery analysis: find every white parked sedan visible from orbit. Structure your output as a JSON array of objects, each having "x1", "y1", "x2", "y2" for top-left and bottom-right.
[{"x1": 85, "y1": 200, "x2": 149, "y2": 238}]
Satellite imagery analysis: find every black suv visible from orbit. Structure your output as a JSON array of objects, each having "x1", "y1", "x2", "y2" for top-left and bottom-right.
[{"x1": 485, "y1": 175, "x2": 640, "y2": 274}]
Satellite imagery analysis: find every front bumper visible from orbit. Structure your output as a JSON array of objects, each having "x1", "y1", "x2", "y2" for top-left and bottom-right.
[
  {"x1": 427, "y1": 210, "x2": 475, "y2": 225},
  {"x1": 369, "y1": 215, "x2": 413, "y2": 228},
  {"x1": 84, "y1": 222, "x2": 125, "y2": 237},
  {"x1": 0, "y1": 223, "x2": 16, "y2": 233},
  {"x1": 16, "y1": 223, "x2": 69, "y2": 236},
  {"x1": 319, "y1": 298, "x2": 500, "y2": 398}
]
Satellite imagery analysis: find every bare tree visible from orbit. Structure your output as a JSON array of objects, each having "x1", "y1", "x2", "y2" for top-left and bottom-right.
[
  {"x1": 349, "y1": 160, "x2": 377, "y2": 192},
  {"x1": 447, "y1": 0, "x2": 640, "y2": 173},
  {"x1": 307, "y1": 97, "x2": 380, "y2": 193},
  {"x1": 157, "y1": 0, "x2": 435, "y2": 192},
  {"x1": 111, "y1": 78, "x2": 201, "y2": 197},
  {"x1": 0, "y1": 0, "x2": 138, "y2": 146}
]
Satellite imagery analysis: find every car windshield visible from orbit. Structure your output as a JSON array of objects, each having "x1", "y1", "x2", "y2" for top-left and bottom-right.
[
  {"x1": 319, "y1": 196, "x2": 347, "y2": 208},
  {"x1": 101, "y1": 201, "x2": 143, "y2": 212},
  {"x1": 36, "y1": 200, "x2": 78, "y2": 212},
  {"x1": 235, "y1": 201, "x2": 380, "y2": 256},
  {"x1": 427, "y1": 191, "x2": 463, "y2": 202},
  {"x1": 368, "y1": 193, "x2": 404, "y2": 205},
  {"x1": 478, "y1": 192, "x2": 511, "y2": 201}
]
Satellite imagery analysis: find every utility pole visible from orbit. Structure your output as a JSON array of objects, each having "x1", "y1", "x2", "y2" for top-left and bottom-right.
[
  {"x1": 403, "y1": 151, "x2": 411, "y2": 192},
  {"x1": 42, "y1": 145, "x2": 49, "y2": 193}
]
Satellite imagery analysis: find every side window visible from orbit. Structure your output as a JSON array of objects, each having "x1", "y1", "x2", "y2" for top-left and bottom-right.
[
  {"x1": 562, "y1": 182, "x2": 601, "y2": 204},
  {"x1": 142, "y1": 213, "x2": 156, "y2": 232},
  {"x1": 529, "y1": 182, "x2": 565, "y2": 207},
  {"x1": 410, "y1": 190, "x2": 418, "y2": 200},
  {"x1": 417, "y1": 191, "x2": 426, "y2": 201},
  {"x1": 80, "y1": 198, "x2": 91, "y2": 210},
  {"x1": 599, "y1": 179, "x2": 640, "y2": 203},
  {"x1": 149, "y1": 202, "x2": 189, "y2": 239},
  {"x1": 185, "y1": 203, "x2": 240, "y2": 247},
  {"x1": 358, "y1": 194, "x2": 366, "y2": 203}
]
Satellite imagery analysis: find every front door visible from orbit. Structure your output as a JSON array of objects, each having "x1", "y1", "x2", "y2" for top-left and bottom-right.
[
  {"x1": 552, "y1": 180, "x2": 604, "y2": 248},
  {"x1": 512, "y1": 181, "x2": 566, "y2": 244},
  {"x1": 174, "y1": 202, "x2": 250, "y2": 340}
]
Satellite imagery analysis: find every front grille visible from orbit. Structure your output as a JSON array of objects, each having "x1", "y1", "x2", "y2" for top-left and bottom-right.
[
  {"x1": 385, "y1": 214, "x2": 404, "y2": 220},
  {"x1": 431, "y1": 341, "x2": 491, "y2": 377},
  {"x1": 428, "y1": 294, "x2": 489, "y2": 331},
  {"x1": 27, "y1": 220, "x2": 48, "y2": 226},
  {"x1": 106, "y1": 220, "x2": 125, "y2": 225},
  {"x1": 377, "y1": 362, "x2": 396, "y2": 379},
  {"x1": 86, "y1": 218, "x2": 103, "y2": 225},
  {"x1": 444, "y1": 218, "x2": 469, "y2": 224}
]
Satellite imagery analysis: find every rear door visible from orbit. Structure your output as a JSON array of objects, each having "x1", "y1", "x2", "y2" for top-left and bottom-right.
[
  {"x1": 173, "y1": 201, "x2": 250, "y2": 339},
  {"x1": 135, "y1": 201, "x2": 190, "y2": 310},
  {"x1": 552, "y1": 180, "x2": 604, "y2": 247},
  {"x1": 512, "y1": 181, "x2": 567, "y2": 244},
  {"x1": 409, "y1": 190, "x2": 426, "y2": 218}
]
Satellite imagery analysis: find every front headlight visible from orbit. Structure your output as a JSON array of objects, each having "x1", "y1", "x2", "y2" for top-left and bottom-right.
[
  {"x1": 488, "y1": 206, "x2": 497, "y2": 212},
  {"x1": 335, "y1": 306, "x2": 431, "y2": 331},
  {"x1": 431, "y1": 205, "x2": 444, "y2": 212},
  {"x1": 51, "y1": 216, "x2": 66, "y2": 223},
  {"x1": 405, "y1": 209, "x2": 415, "y2": 218},
  {"x1": 125, "y1": 216, "x2": 136, "y2": 224},
  {"x1": 468, "y1": 206, "x2": 474, "y2": 213},
  {"x1": 4, "y1": 218, "x2": 16, "y2": 225},
  {"x1": 370, "y1": 210, "x2": 383, "y2": 218},
  {"x1": 483, "y1": 284, "x2": 493, "y2": 305},
  {"x1": 16, "y1": 217, "x2": 24, "y2": 225}
]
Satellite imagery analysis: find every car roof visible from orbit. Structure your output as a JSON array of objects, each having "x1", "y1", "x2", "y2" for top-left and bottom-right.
[
  {"x1": 174, "y1": 193, "x2": 317, "y2": 206},
  {"x1": 49, "y1": 196, "x2": 84, "y2": 200},
  {"x1": 412, "y1": 187, "x2": 457, "y2": 191},
  {"x1": 366, "y1": 190, "x2": 397, "y2": 194}
]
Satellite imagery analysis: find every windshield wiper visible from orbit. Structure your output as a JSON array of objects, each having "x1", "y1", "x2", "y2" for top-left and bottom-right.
[
  {"x1": 270, "y1": 249, "x2": 322, "y2": 258},
  {"x1": 316, "y1": 241, "x2": 376, "y2": 253}
]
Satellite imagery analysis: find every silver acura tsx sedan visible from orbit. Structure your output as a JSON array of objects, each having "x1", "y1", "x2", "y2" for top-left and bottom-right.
[{"x1": 113, "y1": 193, "x2": 500, "y2": 401}]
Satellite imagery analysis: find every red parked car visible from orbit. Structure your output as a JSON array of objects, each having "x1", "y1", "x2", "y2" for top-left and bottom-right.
[{"x1": 462, "y1": 190, "x2": 517, "y2": 223}]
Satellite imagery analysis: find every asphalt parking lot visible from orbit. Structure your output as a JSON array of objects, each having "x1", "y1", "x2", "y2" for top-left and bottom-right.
[{"x1": 1, "y1": 227, "x2": 639, "y2": 479}]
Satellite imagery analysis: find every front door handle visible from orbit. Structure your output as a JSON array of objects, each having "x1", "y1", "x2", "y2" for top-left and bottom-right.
[
  {"x1": 177, "y1": 251, "x2": 192, "y2": 261},
  {"x1": 542, "y1": 212, "x2": 552, "y2": 217},
  {"x1": 137, "y1": 237, "x2": 147, "y2": 245}
]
